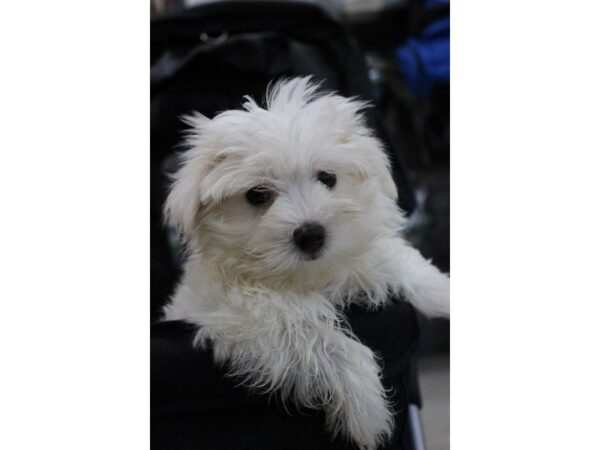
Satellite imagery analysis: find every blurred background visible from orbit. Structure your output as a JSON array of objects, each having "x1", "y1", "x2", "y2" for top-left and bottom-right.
[{"x1": 152, "y1": 1, "x2": 449, "y2": 448}]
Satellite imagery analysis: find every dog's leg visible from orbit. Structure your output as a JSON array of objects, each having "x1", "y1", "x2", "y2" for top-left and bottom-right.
[
  {"x1": 320, "y1": 328, "x2": 394, "y2": 450},
  {"x1": 192, "y1": 292, "x2": 393, "y2": 450},
  {"x1": 381, "y1": 237, "x2": 450, "y2": 318}
]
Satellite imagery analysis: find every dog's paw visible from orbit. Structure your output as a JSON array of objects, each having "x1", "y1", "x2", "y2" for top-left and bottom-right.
[
  {"x1": 425, "y1": 271, "x2": 450, "y2": 318},
  {"x1": 343, "y1": 389, "x2": 394, "y2": 450},
  {"x1": 324, "y1": 340, "x2": 394, "y2": 450},
  {"x1": 326, "y1": 384, "x2": 394, "y2": 450},
  {"x1": 397, "y1": 246, "x2": 451, "y2": 318}
]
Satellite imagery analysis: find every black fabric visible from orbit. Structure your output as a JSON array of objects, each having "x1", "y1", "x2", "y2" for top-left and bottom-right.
[
  {"x1": 150, "y1": 1, "x2": 416, "y2": 320},
  {"x1": 152, "y1": 301, "x2": 419, "y2": 450}
]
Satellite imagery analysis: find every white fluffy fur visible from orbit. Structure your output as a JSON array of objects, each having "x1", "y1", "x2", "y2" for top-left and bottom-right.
[{"x1": 162, "y1": 77, "x2": 450, "y2": 450}]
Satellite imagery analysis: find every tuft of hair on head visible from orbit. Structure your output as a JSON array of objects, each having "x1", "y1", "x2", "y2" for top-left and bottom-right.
[
  {"x1": 262, "y1": 76, "x2": 373, "y2": 135},
  {"x1": 264, "y1": 76, "x2": 324, "y2": 114}
]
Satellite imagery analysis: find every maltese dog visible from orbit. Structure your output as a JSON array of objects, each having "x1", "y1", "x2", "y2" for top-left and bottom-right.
[{"x1": 162, "y1": 77, "x2": 449, "y2": 450}]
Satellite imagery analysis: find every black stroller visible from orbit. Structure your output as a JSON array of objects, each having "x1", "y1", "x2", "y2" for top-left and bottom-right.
[{"x1": 151, "y1": 2, "x2": 427, "y2": 449}]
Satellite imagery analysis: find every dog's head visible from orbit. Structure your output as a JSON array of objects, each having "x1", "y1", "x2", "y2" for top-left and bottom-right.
[{"x1": 165, "y1": 77, "x2": 405, "y2": 292}]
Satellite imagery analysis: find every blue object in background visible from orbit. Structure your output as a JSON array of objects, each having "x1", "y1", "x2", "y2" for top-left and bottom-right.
[{"x1": 395, "y1": 2, "x2": 449, "y2": 98}]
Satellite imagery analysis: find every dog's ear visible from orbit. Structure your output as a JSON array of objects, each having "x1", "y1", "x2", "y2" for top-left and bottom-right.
[
  {"x1": 164, "y1": 113, "x2": 213, "y2": 241},
  {"x1": 346, "y1": 135, "x2": 399, "y2": 202},
  {"x1": 164, "y1": 157, "x2": 204, "y2": 241},
  {"x1": 365, "y1": 142, "x2": 399, "y2": 202},
  {"x1": 319, "y1": 95, "x2": 399, "y2": 202}
]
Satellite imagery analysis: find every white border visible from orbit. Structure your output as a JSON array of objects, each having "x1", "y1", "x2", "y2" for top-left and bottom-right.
[{"x1": 1, "y1": 2, "x2": 149, "y2": 448}]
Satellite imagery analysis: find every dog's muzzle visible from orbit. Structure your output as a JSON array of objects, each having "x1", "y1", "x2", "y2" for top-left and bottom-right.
[{"x1": 292, "y1": 223, "x2": 326, "y2": 258}]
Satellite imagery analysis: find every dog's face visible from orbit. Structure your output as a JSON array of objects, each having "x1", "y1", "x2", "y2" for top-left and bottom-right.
[{"x1": 166, "y1": 78, "x2": 404, "y2": 291}]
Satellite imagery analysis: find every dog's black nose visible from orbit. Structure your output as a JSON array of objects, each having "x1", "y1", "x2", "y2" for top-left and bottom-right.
[{"x1": 292, "y1": 223, "x2": 326, "y2": 255}]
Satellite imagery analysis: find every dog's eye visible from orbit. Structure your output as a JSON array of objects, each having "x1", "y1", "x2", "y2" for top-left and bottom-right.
[
  {"x1": 245, "y1": 187, "x2": 272, "y2": 206},
  {"x1": 317, "y1": 171, "x2": 336, "y2": 189}
]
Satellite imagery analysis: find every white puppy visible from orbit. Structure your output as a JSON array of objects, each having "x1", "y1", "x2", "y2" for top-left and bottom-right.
[{"x1": 162, "y1": 77, "x2": 449, "y2": 450}]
